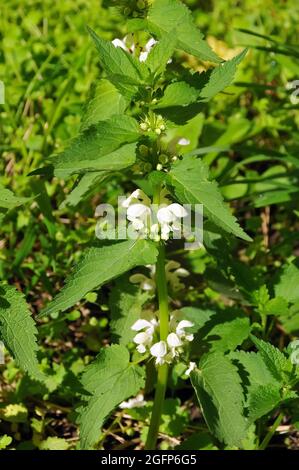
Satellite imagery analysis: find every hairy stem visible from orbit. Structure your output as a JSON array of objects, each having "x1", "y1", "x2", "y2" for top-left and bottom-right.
[{"x1": 145, "y1": 186, "x2": 169, "y2": 450}]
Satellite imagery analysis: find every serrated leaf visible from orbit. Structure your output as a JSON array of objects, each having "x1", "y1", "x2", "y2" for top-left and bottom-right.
[
  {"x1": 275, "y1": 259, "x2": 299, "y2": 304},
  {"x1": 81, "y1": 79, "x2": 128, "y2": 131},
  {"x1": 39, "y1": 239, "x2": 158, "y2": 317},
  {"x1": 196, "y1": 49, "x2": 247, "y2": 102},
  {"x1": 147, "y1": 0, "x2": 220, "y2": 63},
  {"x1": 156, "y1": 50, "x2": 246, "y2": 110},
  {"x1": 78, "y1": 344, "x2": 145, "y2": 449},
  {"x1": 50, "y1": 115, "x2": 140, "y2": 178},
  {"x1": 191, "y1": 353, "x2": 248, "y2": 447},
  {"x1": 0, "y1": 284, "x2": 44, "y2": 382},
  {"x1": 59, "y1": 172, "x2": 110, "y2": 209},
  {"x1": 250, "y1": 335, "x2": 293, "y2": 383},
  {"x1": 230, "y1": 350, "x2": 282, "y2": 421},
  {"x1": 181, "y1": 307, "x2": 250, "y2": 354},
  {"x1": 155, "y1": 81, "x2": 199, "y2": 108},
  {"x1": 87, "y1": 27, "x2": 148, "y2": 98},
  {"x1": 109, "y1": 276, "x2": 150, "y2": 345},
  {"x1": 146, "y1": 31, "x2": 176, "y2": 76},
  {"x1": 167, "y1": 155, "x2": 251, "y2": 241}
]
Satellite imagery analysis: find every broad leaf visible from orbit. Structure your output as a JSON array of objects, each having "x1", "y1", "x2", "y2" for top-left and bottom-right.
[
  {"x1": 167, "y1": 155, "x2": 251, "y2": 241},
  {"x1": 191, "y1": 353, "x2": 248, "y2": 447},
  {"x1": 250, "y1": 335, "x2": 293, "y2": 383},
  {"x1": 155, "y1": 81, "x2": 199, "y2": 109},
  {"x1": 230, "y1": 350, "x2": 291, "y2": 422},
  {"x1": 146, "y1": 31, "x2": 176, "y2": 76},
  {"x1": 147, "y1": 0, "x2": 220, "y2": 63},
  {"x1": 181, "y1": 306, "x2": 250, "y2": 354},
  {"x1": 196, "y1": 49, "x2": 247, "y2": 102},
  {"x1": 275, "y1": 259, "x2": 299, "y2": 304},
  {"x1": 39, "y1": 239, "x2": 158, "y2": 317},
  {"x1": 109, "y1": 276, "x2": 150, "y2": 345},
  {"x1": 50, "y1": 115, "x2": 140, "y2": 178},
  {"x1": 81, "y1": 79, "x2": 128, "y2": 130},
  {"x1": 87, "y1": 27, "x2": 148, "y2": 98},
  {"x1": 78, "y1": 344, "x2": 145, "y2": 449},
  {"x1": 0, "y1": 284, "x2": 44, "y2": 382},
  {"x1": 59, "y1": 172, "x2": 110, "y2": 209}
]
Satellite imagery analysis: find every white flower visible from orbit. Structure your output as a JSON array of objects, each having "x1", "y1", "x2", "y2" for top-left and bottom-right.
[
  {"x1": 112, "y1": 37, "x2": 130, "y2": 52},
  {"x1": 131, "y1": 313, "x2": 158, "y2": 353},
  {"x1": 167, "y1": 332, "x2": 182, "y2": 358},
  {"x1": 150, "y1": 341, "x2": 167, "y2": 365},
  {"x1": 139, "y1": 38, "x2": 157, "y2": 62},
  {"x1": 112, "y1": 36, "x2": 157, "y2": 63},
  {"x1": 119, "y1": 394, "x2": 146, "y2": 409},
  {"x1": 178, "y1": 138, "x2": 191, "y2": 146},
  {"x1": 122, "y1": 189, "x2": 151, "y2": 208},
  {"x1": 185, "y1": 362, "x2": 196, "y2": 376}
]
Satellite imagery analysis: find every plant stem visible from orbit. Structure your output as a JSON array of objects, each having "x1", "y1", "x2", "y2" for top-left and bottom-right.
[
  {"x1": 145, "y1": 189, "x2": 170, "y2": 449},
  {"x1": 259, "y1": 412, "x2": 284, "y2": 450}
]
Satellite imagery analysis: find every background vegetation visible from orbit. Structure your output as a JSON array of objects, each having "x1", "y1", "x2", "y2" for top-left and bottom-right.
[{"x1": 1, "y1": 0, "x2": 299, "y2": 450}]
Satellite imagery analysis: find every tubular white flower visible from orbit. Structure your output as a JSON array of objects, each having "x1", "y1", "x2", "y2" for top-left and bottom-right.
[
  {"x1": 150, "y1": 341, "x2": 167, "y2": 365},
  {"x1": 167, "y1": 203, "x2": 188, "y2": 219},
  {"x1": 112, "y1": 37, "x2": 129, "y2": 52},
  {"x1": 139, "y1": 38, "x2": 157, "y2": 62},
  {"x1": 185, "y1": 362, "x2": 196, "y2": 376}
]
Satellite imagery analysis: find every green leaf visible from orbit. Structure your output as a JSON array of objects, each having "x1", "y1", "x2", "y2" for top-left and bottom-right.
[
  {"x1": 155, "y1": 81, "x2": 199, "y2": 108},
  {"x1": 155, "y1": 50, "x2": 246, "y2": 109},
  {"x1": 230, "y1": 350, "x2": 283, "y2": 422},
  {"x1": 87, "y1": 27, "x2": 147, "y2": 98},
  {"x1": 250, "y1": 335, "x2": 293, "y2": 383},
  {"x1": 275, "y1": 259, "x2": 299, "y2": 304},
  {"x1": 181, "y1": 307, "x2": 250, "y2": 354},
  {"x1": 59, "y1": 172, "x2": 110, "y2": 209},
  {"x1": 78, "y1": 344, "x2": 145, "y2": 449},
  {"x1": 39, "y1": 239, "x2": 158, "y2": 317},
  {"x1": 147, "y1": 0, "x2": 220, "y2": 63},
  {"x1": 167, "y1": 156, "x2": 251, "y2": 241},
  {"x1": 109, "y1": 276, "x2": 150, "y2": 345},
  {"x1": 50, "y1": 115, "x2": 140, "y2": 178},
  {"x1": 39, "y1": 437, "x2": 70, "y2": 450},
  {"x1": 146, "y1": 31, "x2": 176, "y2": 76},
  {"x1": 0, "y1": 184, "x2": 30, "y2": 210},
  {"x1": 190, "y1": 353, "x2": 248, "y2": 447},
  {"x1": 81, "y1": 79, "x2": 128, "y2": 130},
  {"x1": 196, "y1": 49, "x2": 247, "y2": 102},
  {"x1": 0, "y1": 284, "x2": 44, "y2": 382}
]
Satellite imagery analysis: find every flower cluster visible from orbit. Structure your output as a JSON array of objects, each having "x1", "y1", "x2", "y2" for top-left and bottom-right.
[
  {"x1": 112, "y1": 36, "x2": 157, "y2": 62},
  {"x1": 122, "y1": 189, "x2": 188, "y2": 241},
  {"x1": 139, "y1": 113, "x2": 166, "y2": 135},
  {"x1": 131, "y1": 310, "x2": 194, "y2": 366},
  {"x1": 130, "y1": 260, "x2": 189, "y2": 293}
]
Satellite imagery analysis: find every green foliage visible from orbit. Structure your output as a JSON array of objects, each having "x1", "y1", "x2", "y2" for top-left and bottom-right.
[
  {"x1": 78, "y1": 344, "x2": 145, "y2": 449},
  {"x1": 191, "y1": 353, "x2": 248, "y2": 447},
  {"x1": 167, "y1": 156, "x2": 251, "y2": 241},
  {"x1": 0, "y1": 284, "x2": 44, "y2": 382},
  {"x1": 39, "y1": 239, "x2": 158, "y2": 317},
  {"x1": 110, "y1": 276, "x2": 150, "y2": 345},
  {"x1": 146, "y1": 0, "x2": 221, "y2": 62}
]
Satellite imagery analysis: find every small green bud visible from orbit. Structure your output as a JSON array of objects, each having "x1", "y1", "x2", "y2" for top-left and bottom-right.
[
  {"x1": 139, "y1": 144, "x2": 149, "y2": 157},
  {"x1": 144, "y1": 162, "x2": 152, "y2": 172},
  {"x1": 137, "y1": 0, "x2": 146, "y2": 9},
  {"x1": 159, "y1": 154, "x2": 169, "y2": 164},
  {"x1": 156, "y1": 163, "x2": 163, "y2": 171},
  {"x1": 155, "y1": 128, "x2": 162, "y2": 135}
]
